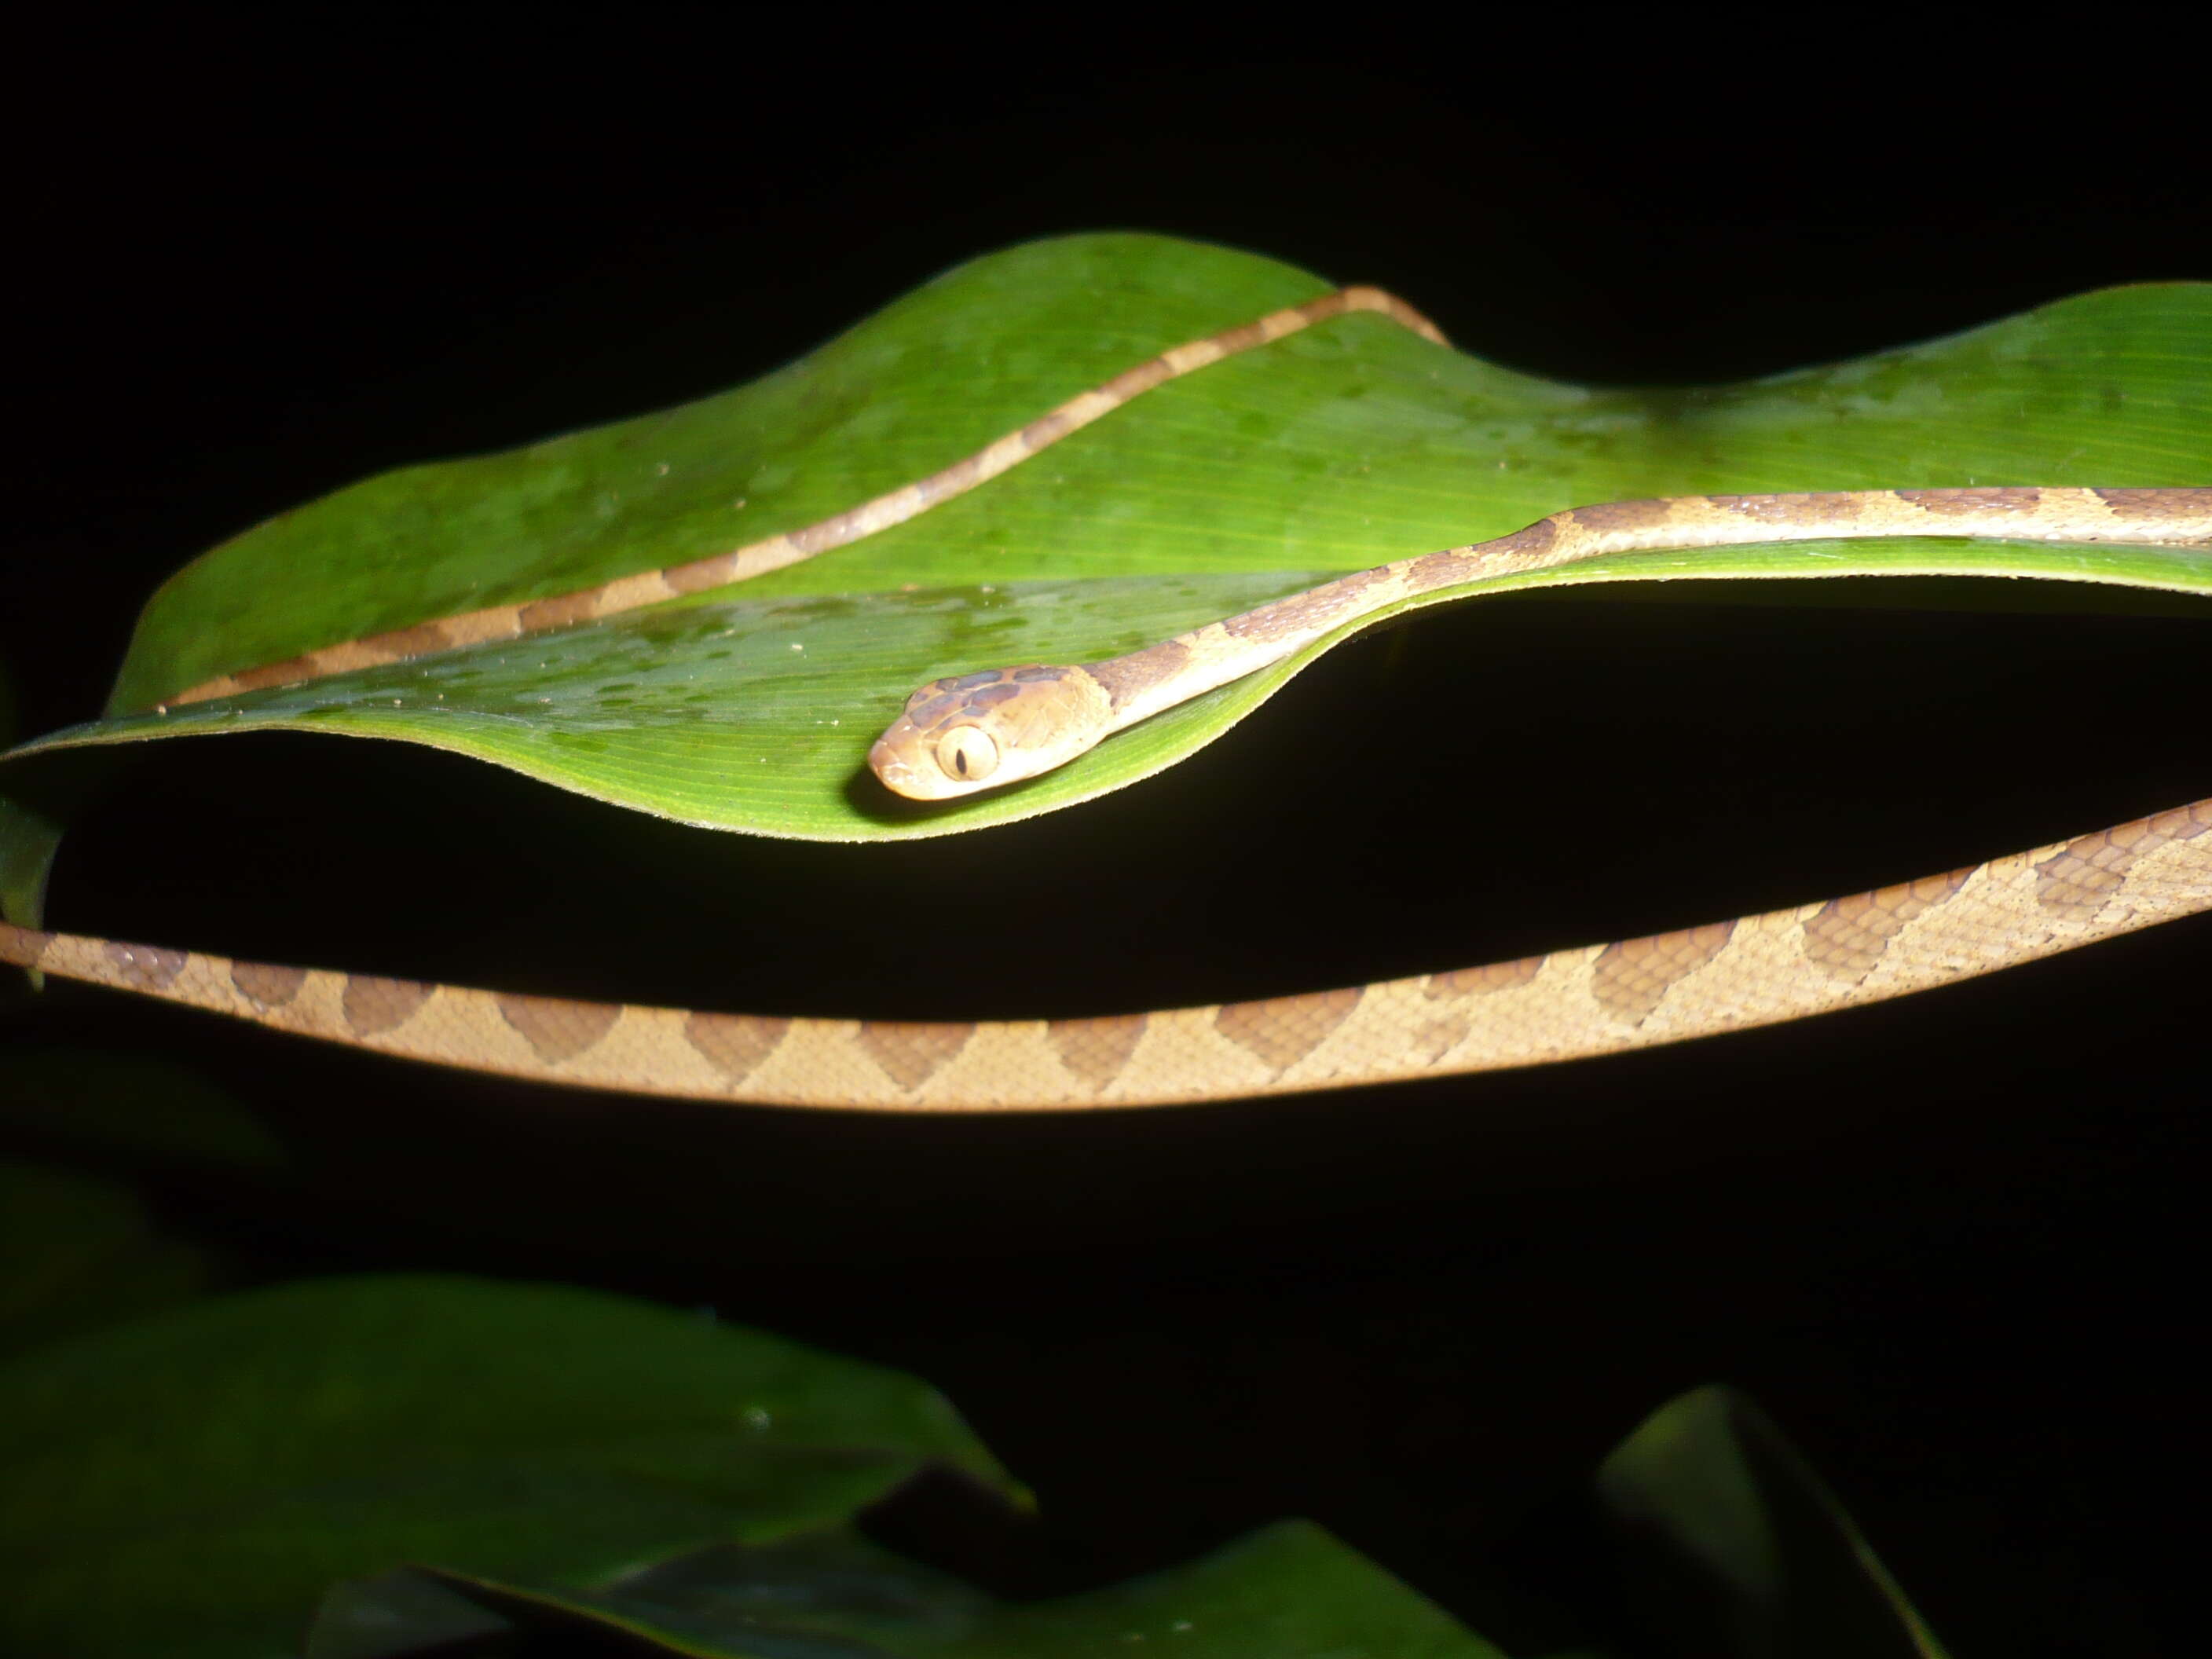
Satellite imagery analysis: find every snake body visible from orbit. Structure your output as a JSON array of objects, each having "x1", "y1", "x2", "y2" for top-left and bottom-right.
[
  {"x1": 866, "y1": 487, "x2": 2212, "y2": 798},
  {"x1": 6, "y1": 287, "x2": 2210, "y2": 1110}
]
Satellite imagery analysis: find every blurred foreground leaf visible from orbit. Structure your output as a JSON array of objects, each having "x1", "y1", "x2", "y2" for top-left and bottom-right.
[
  {"x1": 0, "y1": 1159, "x2": 210, "y2": 1358},
  {"x1": 422, "y1": 1520, "x2": 1504, "y2": 1659},
  {"x1": 1596, "y1": 1385, "x2": 1947, "y2": 1658},
  {"x1": 0, "y1": 1274, "x2": 1009, "y2": 1659}
]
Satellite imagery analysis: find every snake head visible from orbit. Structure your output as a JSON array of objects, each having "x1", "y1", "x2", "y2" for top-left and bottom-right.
[{"x1": 869, "y1": 665, "x2": 1114, "y2": 800}]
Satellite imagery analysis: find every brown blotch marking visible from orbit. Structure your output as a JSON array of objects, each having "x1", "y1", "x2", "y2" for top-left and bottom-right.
[
  {"x1": 1101, "y1": 358, "x2": 1175, "y2": 401},
  {"x1": 1214, "y1": 987, "x2": 1361, "y2": 1073},
  {"x1": 0, "y1": 926, "x2": 55, "y2": 969},
  {"x1": 662, "y1": 551, "x2": 745, "y2": 595},
  {"x1": 1019, "y1": 410, "x2": 1074, "y2": 450},
  {"x1": 1895, "y1": 486, "x2": 2043, "y2": 516},
  {"x1": 1047, "y1": 1013, "x2": 1148, "y2": 1090},
  {"x1": 102, "y1": 941, "x2": 188, "y2": 992},
  {"x1": 1207, "y1": 319, "x2": 1271, "y2": 355},
  {"x1": 517, "y1": 591, "x2": 604, "y2": 631},
  {"x1": 1221, "y1": 566, "x2": 1390, "y2": 641},
  {"x1": 370, "y1": 620, "x2": 462, "y2": 658},
  {"x1": 858, "y1": 1021, "x2": 972, "y2": 1090},
  {"x1": 2094, "y1": 487, "x2": 2205, "y2": 518},
  {"x1": 1423, "y1": 957, "x2": 1544, "y2": 998},
  {"x1": 1412, "y1": 959, "x2": 1544, "y2": 1064},
  {"x1": 1495, "y1": 518, "x2": 1558, "y2": 556},
  {"x1": 1405, "y1": 550, "x2": 1472, "y2": 589},
  {"x1": 342, "y1": 975, "x2": 434, "y2": 1036},
  {"x1": 1592, "y1": 921, "x2": 1735, "y2": 1024},
  {"x1": 1568, "y1": 498, "x2": 1675, "y2": 532},
  {"x1": 683, "y1": 1012, "x2": 790, "y2": 1083},
  {"x1": 229, "y1": 654, "x2": 324, "y2": 692},
  {"x1": 1404, "y1": 1011, "x2": 1474, "y2": 1065},
  {"x1": 1408, "y1": 519, "x2": 1560, "y2": 589},
  {"x1": 496, "y1": 994, "x2": 621, "y2": 1064},
  {"x1": 1085, "y1": 640, "x2": 1189, "y2": 709},
  {"x1": 903, "y1": 690, "x2": 969, "y2": 729},
  {"x1": 965, "y1": 681, "x2": 1024, "y2": 711},
  {"x1": 230, "y1": 961, "x2": 308, "y2": 1007},
  {"x1": 2036, "y1": 802, "x2": 2212, "y2": 921},
  {"x1": 1802, "y1": 870, "x2": 1973, "y2": 980},
  {"x1": 1709, "y1": 492, "x2": 1864, "y2": 525}
]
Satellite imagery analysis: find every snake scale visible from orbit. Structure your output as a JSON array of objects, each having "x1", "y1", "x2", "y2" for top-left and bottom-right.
[{"x1": 5, "y1": 287, "x2": 2210, "y2": 1111}]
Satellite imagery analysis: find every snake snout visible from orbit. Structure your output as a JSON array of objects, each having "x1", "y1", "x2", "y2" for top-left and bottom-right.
[{"x1": 866, "y1": 734, "x2": 910, "y2": 784}]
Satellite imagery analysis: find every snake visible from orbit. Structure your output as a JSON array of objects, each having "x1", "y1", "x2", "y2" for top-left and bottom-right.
[{"x1": 5, "y1": 285, "x2": 2211, "y2": 1111}]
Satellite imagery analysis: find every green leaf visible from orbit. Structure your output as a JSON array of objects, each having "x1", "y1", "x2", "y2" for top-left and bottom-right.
[
  {"x1": 422, "y1": 1520, "x2": 1504, "y2": 1659},
  {"x1": 0, "y1": 1274, "x2": 1012, "y2": 1659},
  {"x1": 106, "y1": 235, "x2": 1340, "y2": 718},
  {"x1": 0, "y1": 1159, "x2": 211, "y2": 1359},
  {"x1": 1594, "y1": 1385, "x2": 1948, "y2": 1659},
  {"x1": 5, "y1": 236, "x2": 2208, "y2": 842}
]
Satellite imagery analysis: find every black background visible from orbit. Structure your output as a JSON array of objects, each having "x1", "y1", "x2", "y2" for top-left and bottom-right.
[{"x1": 5, "y1": 18, "x2": 2209, "y2": 1655}]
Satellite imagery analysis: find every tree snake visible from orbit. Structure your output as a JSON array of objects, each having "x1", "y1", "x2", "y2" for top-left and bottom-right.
[{"x1": 5, "y1": 287, "x2": 2210, "y2": 1111}]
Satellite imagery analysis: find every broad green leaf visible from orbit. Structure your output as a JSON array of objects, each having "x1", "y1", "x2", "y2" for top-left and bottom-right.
[
  {"x1": 1595, "y1": 1385, "x2": 1947, "y2": 1659},
  {"x1": 421, "y1": 1520, "x2": 1505, "y2": 1659},
  {"x1": 107, "y1": 236, "x2": 1341, "y2": 716},
  {"x1": 0, "y1": 1159, "x2": 210, "y2": 1359},
  {"x1": 5, "y1": 235, "x2": 2208, "y2": 843},
  {"x1": 0, "y1": 1274, "x2": 1011, "y2": 1659}
]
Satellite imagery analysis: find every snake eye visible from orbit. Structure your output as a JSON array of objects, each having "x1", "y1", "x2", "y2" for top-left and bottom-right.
[{"x1": 935, "y1": 724, "x2": 1000, "y2": 783}]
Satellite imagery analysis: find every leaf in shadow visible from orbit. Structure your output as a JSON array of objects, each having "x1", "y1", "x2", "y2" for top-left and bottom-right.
[
  {"x1": 1595, "y1": 1385, "x2": 1948, "y2": 1659},
  {"x1": 0, "y1": 1275, "x2": 1012, "y2": 1659},
  {"x1": 423, "y1": 1519, "x2": 1506, "y2": 1659},
  {"x1": 0, "y1": 1159, "x2": 211, "y2": 1359}
]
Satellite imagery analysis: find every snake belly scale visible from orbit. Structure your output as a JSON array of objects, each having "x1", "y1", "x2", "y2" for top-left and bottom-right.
[{"x1": 5, "y1": 284, "x2": 2210, "y2": 1110}]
